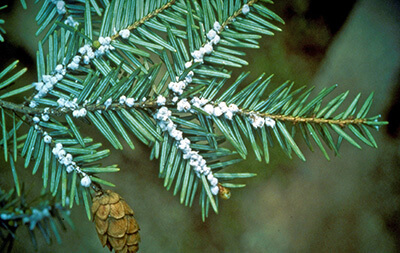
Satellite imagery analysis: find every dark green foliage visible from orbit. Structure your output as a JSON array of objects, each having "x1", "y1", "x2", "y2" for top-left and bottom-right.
[{"x1": 0, "y1": 0, "x2": 387, "y2": 249}]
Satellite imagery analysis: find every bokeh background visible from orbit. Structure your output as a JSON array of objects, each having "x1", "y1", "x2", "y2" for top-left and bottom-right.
[{"x1": 1, "y1": 0, "x2": 400, "y2": 252}]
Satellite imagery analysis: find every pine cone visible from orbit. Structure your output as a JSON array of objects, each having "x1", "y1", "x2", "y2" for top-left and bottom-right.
[{"x1": 91, "y1": 190, "x2": 140, "y2": 253}]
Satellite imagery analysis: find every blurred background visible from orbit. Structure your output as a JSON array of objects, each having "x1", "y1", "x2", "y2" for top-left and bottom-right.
[{"x1": 1, "y1": 0, "x2": 400, "y2": 252}]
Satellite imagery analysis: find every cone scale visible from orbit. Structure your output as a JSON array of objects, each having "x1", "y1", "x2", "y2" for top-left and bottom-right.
[{"x1": 91, "y1": 190, "x2": 140, "y2": 253}]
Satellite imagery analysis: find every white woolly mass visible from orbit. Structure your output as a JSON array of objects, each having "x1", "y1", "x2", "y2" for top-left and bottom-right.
[
  {"x1": 57, "y1": 98, "x2": 67, "y2": 107},
  {"x1": 87, "y1": 49, "x2": 95, "y2": 59},
  {"x1": 158, "y1": 118, "x2": 175, "y2": 132},
  {"x1": 55, "y1": 64, "x2": 64, "y2": 73},
  {"x1": 189, "y1": 21, "x2": 222, "y2": 68},
  {"x1": 119, "y1": 95, "x2": 127, "y2": 104},
  {"x1": 156, "y1": 95, "x2": 166, "y2": 106},
  {"x1": 228, "y1": 103, "x2": 239, "y2": 113},
  {"x1": 191, "y1": 50, "x2": 204, "y2": 63},
  {"x1": 33, "y1": 82, "x2": 44, "y2": 91},
  {"x1": 185, "y1": 75, "x2": 193, "y2": 84},
  {"x1": 30, "y1": 66, "x2": 67, "y2": 107},
  {"x1": 56, "y1": 65, "x2": 66, "y2": 74},
  {"x1": 207, "y1": 29, "x2": 217, "y2": 40},
  {"x1": 213, "y1": 106, "x2": 223, "y2": 117},
  {"x1": 79, "y1": 45, "x2": 87, "y2": 55},
  {"x1": 67, "y1": 61, "x2": 79, "y2": 70},
  {"x1": 72, "y1": 55, "x2": 81, "y2": 64},
  {"x1": 77, "y1": 44, "x2": 95, "y2": 65},
  {"x1": 249, "y1": 114, "x2": 276, "y2": 129},
  {"x1": 211, "y1": 34, "x2": 220, "y2": 45},
  {"x1": 177, "y1": 98, "x2": 191, "y2": 112},
  {"x1": 187, "y1": 7, "x2": 248, "y2": 79},
  {"x1": 207, "y1": 174, "x2": 218, "y2": 186},
  {"x1": 53, "y1": 0, "x2": 66, "y2": 15},
  {"x1": 203, "y1": 104, "x2": 214, "y2": 115},
  {"x1": 80, "y1": 175, "x2": 92, "y2": 187},
  {"x1": 60, "y1": 154, "x2": 72, "y2": 166},
  {"x1": 265, "y1": 117, "x2": 276, "y2": 128},
  {"x1": 60, "y1": 153, "x2": 73, "y2": 166},
  {"x1": 168, "y1": 81, "x2": 186, "y2": 95},
  {"x1": 52, "y1": 143, "x2": 63, "y2": 156},
  {"x1": 203, "y1": 43, "x2": 213, "y2": 54},
  {"x1": 72, "y1": 44, "x2": 95, "y2": 66},
  {"x1": 153, "y1": 106, "x2": 219, "y2": 195},
  {"x1": 95, "y1": 36, "x2": 115, "y2": 57},
  {"x1": 224, "y1": 110, "x2": 234, "y2": 120},
  {"x1": 52, "y1": 142, "x2": 88, "y2": 184},
  {"x1": 29, "y1": 101, "x2": 38, "y2": 108},
  {"x1": 196, "y1": 101, "x2": 240, "y2": 119},
  {"x1": 57, "y1": 98, "x2": 78, "y2": 109},
  {"x1": 178, "y1": 138, "x2": 191, "y2": 153},
  {"x1": 65, "y1": 16, "x2": 79, "y2": 27},
  {"x1": 43, "y1": 134, "x2": 52, "y2": 144},
  {"x1": 213, "y1": 21, "x2": 221, "y2": 31},
  {"x1": 218, "y1": 102, "x2": 228, "y2": 113},
  {"x1": 125, "y1": 97, "x2": 136, "y2": 107},
  {"x1": 57, "y1": 97, "x2": 87, "y2": 117},
  {"x1": 154, "y1": 106, "x2": 171, "y2": 122},
  {"x1": 170, "y1": 128, "x2": 183, "y2": 141},
  {"x1": 98, "y1": 36, "x2": 110, "y2": 45},
  {"x1": 66, "y1": 165, "x2": 75, "y2": 173},
  {"x1": 191, "y1": 97, "x2": 209, "y2": 109},
  {"x1": 211, "y1": 185, "x2": 219, "y2": 195},
  {"x1": 119, "y1": 29, "x2": 130, "y2": 39},
  {"x1": 200, "y1": 47, "x2": 207, "y2": 55},
  {"x1": 173, "y1": 17, "x2": 240, "y2": 97},
  {"x1": 42, "y1": 75, "x2": 57, "y2": 85},
  {"x1": 33, "y1": 116, "x2": 40, "y2": 124},
  {"x1": 242, "y1": 4, "x2": 250, "y2": 15},
  {"x1": 72, "y1": 108, "x2": 87, "y2": 118},
  {"x1": 183, "y1": 70, "x2": 194, "y2": 83},
  {"x1": 104, "y1": 98, "x2": 112, "y2": 109},
  {"x1": 55, "y1": 73, "x2": 63, "y2": 80},
  {"x1": 252, "y1": 116, "x2": 265, "y2": 128},
  {"x1": 83, "y1": 55, "x2": 90, "y2": 65},
  {"x1": 185, "y1": 61, "x2": 193, "y2": 69},
  {"x1": 42, "y1": 114, "x2": 50, "y2": 122}
]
